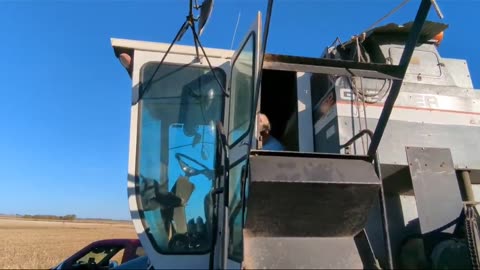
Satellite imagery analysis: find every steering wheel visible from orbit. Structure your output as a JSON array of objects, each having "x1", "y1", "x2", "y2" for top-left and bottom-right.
[{"x1": 175, "y1": 153, "x2": 213, "y2": 179}]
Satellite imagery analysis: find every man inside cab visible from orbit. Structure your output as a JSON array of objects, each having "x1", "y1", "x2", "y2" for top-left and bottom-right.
[{"x1": 257, "y1": 113, "x2": 285, "y2": 151}]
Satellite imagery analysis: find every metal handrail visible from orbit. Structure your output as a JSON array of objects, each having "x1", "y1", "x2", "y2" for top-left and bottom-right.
[{"x1": 339, "y1": 129, "x2": 374, "y2": 149}]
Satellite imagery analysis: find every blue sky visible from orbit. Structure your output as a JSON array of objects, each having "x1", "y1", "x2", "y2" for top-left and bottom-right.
[{"x1": 0, "y1": 0, "x2": 478, "y2": 220}]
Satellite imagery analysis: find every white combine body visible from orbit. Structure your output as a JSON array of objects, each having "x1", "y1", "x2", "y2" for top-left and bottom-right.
[{"x1": 110, "y1": 0, "x2": 480, "y2": 269}]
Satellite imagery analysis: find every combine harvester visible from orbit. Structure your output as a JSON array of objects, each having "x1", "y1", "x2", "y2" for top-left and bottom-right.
[{"x1": 110, "y1": 0, "x2": 480, "y2": 268}]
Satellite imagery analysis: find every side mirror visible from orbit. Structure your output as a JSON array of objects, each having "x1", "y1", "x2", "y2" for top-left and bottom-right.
[{"x1": 108, "y1": 260, "x2": 119, "y2": 269}]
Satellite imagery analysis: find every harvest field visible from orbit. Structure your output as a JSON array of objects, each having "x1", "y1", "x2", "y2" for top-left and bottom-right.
[{"x1": 0, "y1": 217, "x2": 137, "y2": 269}]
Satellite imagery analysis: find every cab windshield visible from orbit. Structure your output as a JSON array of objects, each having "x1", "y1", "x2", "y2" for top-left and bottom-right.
[{"x1": 136, "y1": 63, "x2": 225, "y2": 254}]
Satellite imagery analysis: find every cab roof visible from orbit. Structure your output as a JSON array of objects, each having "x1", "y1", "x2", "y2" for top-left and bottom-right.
[{"x1": 111, "y1": 38, "x2": 233, "y2": 77}]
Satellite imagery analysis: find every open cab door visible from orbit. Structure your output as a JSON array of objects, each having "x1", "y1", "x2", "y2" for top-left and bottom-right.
[{"x1": 221, "y1": 11, "x2": 262, "y2": 269}]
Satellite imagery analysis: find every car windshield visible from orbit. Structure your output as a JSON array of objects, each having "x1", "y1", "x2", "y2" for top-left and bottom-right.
[
  {"x1": 74, "y1": 246, "x2": 122, "y2": 267},
  {"x1": 136, "y1": 63, "x2": 225, "y2": 254}
]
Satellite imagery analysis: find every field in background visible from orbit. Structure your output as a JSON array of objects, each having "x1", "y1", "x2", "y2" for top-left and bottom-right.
[{"x1": 0, "y1": 218, "x2": 137, "y2": 269}]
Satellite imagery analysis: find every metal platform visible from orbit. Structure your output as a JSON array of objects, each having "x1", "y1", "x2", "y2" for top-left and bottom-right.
[{"x1": 243, "y1": 151, "x2": 381, "y2": 269}]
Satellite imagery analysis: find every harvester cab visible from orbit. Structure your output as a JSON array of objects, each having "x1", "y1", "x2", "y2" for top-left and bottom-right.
[{"x1": 111, "y1": 0, "x2": 480, "y2": 269}]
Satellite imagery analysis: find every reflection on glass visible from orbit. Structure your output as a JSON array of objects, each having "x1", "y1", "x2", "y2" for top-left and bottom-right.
[
  {"x1": 75, "y1": 247, "x2": 122, "y2": 267},
  {"x1": 228, "y1": 33, "x2": 256, "y2": 145},
  {"x1": 137, "y1": 64, "x2": 225, "y2": 254},
  {"x1": 228, "y1": 160, "x2": 247, "y2": 262}
]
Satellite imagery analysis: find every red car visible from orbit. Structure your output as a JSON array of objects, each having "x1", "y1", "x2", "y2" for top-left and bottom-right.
[{"x1": 52, "y1": 239, "x2": 144, "y2": 270}]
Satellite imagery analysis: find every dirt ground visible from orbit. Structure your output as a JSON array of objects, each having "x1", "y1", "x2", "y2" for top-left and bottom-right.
[{"x1": 0, "y1": 218, "x2": 137, "y2": 269}]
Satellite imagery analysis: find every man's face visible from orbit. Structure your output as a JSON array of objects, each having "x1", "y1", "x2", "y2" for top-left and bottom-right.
[
  {"x1": 257, "y1": 114, "x2": 269, "y2": 139},
  {"x1": 258, "y1": 114, "x2": 268, "y2": 130}
]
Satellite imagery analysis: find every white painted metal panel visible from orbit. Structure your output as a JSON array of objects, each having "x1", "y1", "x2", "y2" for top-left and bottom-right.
[{"x1": 296, "y1": 72, "x2": 314, "y2": 152}]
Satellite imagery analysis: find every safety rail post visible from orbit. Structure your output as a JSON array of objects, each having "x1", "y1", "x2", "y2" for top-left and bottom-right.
[{"x1": 367, "y1": 0, "x2": 432, "y2": 157}]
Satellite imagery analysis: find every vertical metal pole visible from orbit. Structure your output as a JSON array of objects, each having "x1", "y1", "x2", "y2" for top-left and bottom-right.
[
  {"x1": 261, "y1": 0, "x2": 274, "y2": 61},
  {"x1": 374, "y1": 153, "x2": 394, "y2": 269},
  {"x1": 218, "y1": 122, "x2": 229, "y2": 270},
  {"x1": 368, "y1": 0, "x2": 432, "y2": 157},
  {"x1": 222, "y1": 206, "x2": 229, "y2": 270},
  {"x1": 252, "y1": 0, "x2": 274, "y2": 124},
  {"x1": 252, "y1": 0, "x2": 274, "y2": 150}
]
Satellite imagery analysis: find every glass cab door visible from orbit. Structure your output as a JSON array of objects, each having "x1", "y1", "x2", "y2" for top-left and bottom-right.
[
  {"x1": 129, "y1": 45, "x2": 231, "y2": 269},
  {"x1": 224, "y1": 11, "x2": 262, "y2": 266}
]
